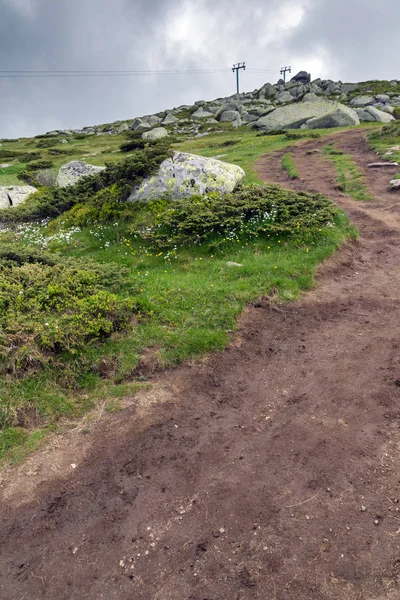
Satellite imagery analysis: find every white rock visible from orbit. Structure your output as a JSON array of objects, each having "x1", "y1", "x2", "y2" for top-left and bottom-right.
[
  {"x1": 128, "y1": 152, "x2": 245, "y2": 202},
  {"x1": 56, "y1": 161, "x2": 105, "y2": 187},
  {"x1": 142, "y1": 127, "x2": 169, "y2": 141},
  {"x1": 390, "y1": 179, "x2": 400, "y2": 189},
  {"x1": 0, "y1": 185, "x2": 37, "y2": 209}
]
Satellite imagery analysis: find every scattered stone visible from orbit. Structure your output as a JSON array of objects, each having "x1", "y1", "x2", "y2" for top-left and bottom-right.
[
  {"x1": 0, "y1": 185, "x2": 37, "y2": 209},
  {"x1": 368, "y1": 162, "x2": 399, "y2": 168},
  {"x1": 162, "y1": 114, "x2": 179, "y2": 125},
  {"x1": 142, "y1": 127, "x2": 169, "y2": 141},
  {"x1": 192, "y1": 109, "x2": 215, "y2": 119},
  {"x1": 390, "y1": 179, "x2": 400, "y2": 189},
  {"x1": 56, "y1": 161, "x2": 106, "y2": 187},
  {"x1": 226, "y1": 262, "x2": 243, "y2": 267},
  {"x1": 220, "y1": 110, "x2": 241, "y2": 122},
  {"x1": 128, "y1": 152, "x2": 245, "y2": 202},
  {"x1": 349, "y1": 95, "x2": 375, "y2": 107},
  {"x1": 276, "y1": 91, "x2": 295, "y2": 104},
  {"x1": 117, "y1": 122, "x2": 129, "y2": 134}
]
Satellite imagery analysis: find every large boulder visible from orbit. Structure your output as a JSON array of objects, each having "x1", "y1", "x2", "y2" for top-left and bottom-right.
[
  {"x1": 256, "y1": 94, "x2": 359, "y2": 131},
  {"x1": 162, "y1": 113, "x2": 179, "y2": 125},
  {"x1": 290, "y1": 71, "x2": 311, "y2": 84},
  {"x1": 349, "y1": 95, "x2": 375, "y2": 107},
  {"x1": 130, "y1": 118, "x2": 151, "y2": 132},
  {"x1": 192, "y1": 109, "x2": 215, "y2": 119},
  {"x1": 276, "y1": 91, "x2": 295, "y2": 104},
  {"x1": 219, "y1": 110, "x2": 241, "y2": 122},
  {"x1": 356, "y1": 106, "x2": 395, "y2": 123},
  {"x1": 56, "y1": 161, "x2": 105, "y2": 187},
  {"x1": 0, "y1": 185, "x2": 37, "y2": 209},
  {"x1": 128, "y1": 152, "x2": 245, "y2": 202},
  {"x1": 142, "y1": 127, "x2": 169, "y2": 141}
]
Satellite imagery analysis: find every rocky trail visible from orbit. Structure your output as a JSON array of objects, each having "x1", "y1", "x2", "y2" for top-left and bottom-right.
[{"x1": 2, "y1": 129, "x2": 400, "y2": 599}]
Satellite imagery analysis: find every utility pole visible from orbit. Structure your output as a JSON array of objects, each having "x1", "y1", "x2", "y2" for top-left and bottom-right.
[
  {"x1": 232, "y1": 62, "x2": 246, "y2": 95},
  {"x1": 280, "y1": 66, "x2": 291, "y2": 83}
]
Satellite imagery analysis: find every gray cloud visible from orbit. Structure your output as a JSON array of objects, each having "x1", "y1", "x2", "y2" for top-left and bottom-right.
[{"x1": 0, "y1": 0, "x2": 399, "y2": 137}]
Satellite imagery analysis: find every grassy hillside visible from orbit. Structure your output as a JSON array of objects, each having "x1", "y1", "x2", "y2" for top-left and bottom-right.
[{"x1": 1, "y1": 122, "x2": 383, "y2": 463}]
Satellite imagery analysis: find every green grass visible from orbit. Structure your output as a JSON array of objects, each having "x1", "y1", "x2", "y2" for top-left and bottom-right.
[
  {"x1": 281, "y1": 153, "x2": 300, "y2": 179},
  {"x1": 322, "y1": 144, "x2": 373, "y2": 201},
  {"x1": 368, "y1": 121, "x2": 400, "y2": 164},
  {"x1": 0, "y1": 207, "x2": 357, "y2": 462}
]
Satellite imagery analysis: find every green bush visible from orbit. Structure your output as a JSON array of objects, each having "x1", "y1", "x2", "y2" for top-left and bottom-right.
[
  {"x1": 22, "y1": 152, "x2": 42, "y2": 163},
  {"x1": 25, "y1": 159, "x2": 54, "y2": 171},
  {"x1": 138, "y1": 184, "x2": 338, "y2": 249},
  {"x1": 0, "y1": 249, "x2": 137, "y2": 377},
  {"x1": 0, "y1": 149, "x2": 23, "y2": 160},
  {"x1": 0, "y1": 142, "x2": 172, "y2": 223},
  {"x1": 393, "y1": 107, "x2": 400, "y2": 120}
]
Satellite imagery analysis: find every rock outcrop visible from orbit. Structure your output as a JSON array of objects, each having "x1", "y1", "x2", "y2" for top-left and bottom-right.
[
  {"x1": 0, "y1": 185, "x2": 37, "y2": 209},
  {"x1": 56, "y1": 161, "x2": 106, "y2": 187},
  {"x1": 256, "y1": 94, "x2": 360, "y2": 131},
  {"x1": 142, "y1": 127, "x2": 169, "y2": 141},
  {"x1": 128, "y1": 152, "x2": 245, "y2": 202}
]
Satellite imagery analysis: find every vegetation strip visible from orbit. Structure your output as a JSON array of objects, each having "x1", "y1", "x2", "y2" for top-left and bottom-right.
[
  {"x1": 281, "y1": 152, "x2": 300, "y2": 179},
  {"x1": 322, "y1": 143, "x2": 373, "y2": 201}
]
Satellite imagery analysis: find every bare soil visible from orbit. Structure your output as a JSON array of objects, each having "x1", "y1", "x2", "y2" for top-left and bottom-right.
[{"x1": 2, "y1": 129, "x2": 400, "y2": 599}]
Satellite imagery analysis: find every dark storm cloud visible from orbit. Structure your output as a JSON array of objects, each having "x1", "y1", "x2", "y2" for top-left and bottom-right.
[{"x1": 1, "y1": 0, "x2": 399, "y2": 137}]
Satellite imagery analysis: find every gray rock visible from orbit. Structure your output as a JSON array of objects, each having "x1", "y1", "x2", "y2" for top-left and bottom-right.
[
  {"x1": 368, "y1": 162, "x2": 399, "y2": 168},
  {"x1": 192, "y1": 109, "x2": 215, "y2": 119},
  {"x1": 220, "y1": 110, "x2": 241, "y2": 122},
  {"x1": 162, "y1": 113, "x2": 179, "y2": 125},
  {"x1": 341, "y1": 83, "x2": 358, "y2": 93},
  {"x1": 130, "y1": 118, "x2": 151, "y2": 132},
  {"x1": 349, "y1": 95, "x2": 375, "y2": 107},
  {"x1": 276, "y1": 91, "x2": 295, "y2": 104},
  {"x1": 256, "y1": 94, "x2": 359, "y2": 131},
  {"x1": 142, "y1": 127, "x2": 169, "y2": 141},
  {"x1": 226, "y1": 261, "x2": 243, "y2": 267},
  {"x1": 147, "y1": 115, "x2": 162, "y2": 127},
  {"x1": 375, "y1": 94, "x2": 390, "y2": 103},
  {"x1": 128, "y1": 152, "x2": 245, "y2": 202},
  {"x1": 0, "y1": 185, "x2": 37, "y2": 209},
  {"x1": 258, "y1": 83, "x2": 277, "y2": 98},
  {"x1": 356, "y1": 106, "x2": 394, "y2": 123},
  {"x1": 242, "y1": 113, "x2": 259, "y2": 123},
  {"x1": 117, "y1": 122, "x2": 129, "y2": 134},
  {"x1": 56, "y1": 161, "x2": 105, "y2": 187},
  {"x1": 290, "y1": 71, "x2": 311, "y2": 84},
  {"x1": 390, "y1": 178, "x2": 400, "y2": 189}
]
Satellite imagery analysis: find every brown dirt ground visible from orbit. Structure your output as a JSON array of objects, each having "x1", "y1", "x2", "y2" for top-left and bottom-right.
[{"x1": 2, "y1": 129, "x2": 400, "y2": 600}]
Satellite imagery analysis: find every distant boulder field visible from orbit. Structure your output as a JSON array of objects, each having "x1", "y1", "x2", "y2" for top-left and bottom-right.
[{"x1": 39, "y1": 71, "x2": 399, "y2": 139}]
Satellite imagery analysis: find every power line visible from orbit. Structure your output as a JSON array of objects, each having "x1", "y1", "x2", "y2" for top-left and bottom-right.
[{"x1": 0, "y1": 67, "x2": 276, "y2": 79}]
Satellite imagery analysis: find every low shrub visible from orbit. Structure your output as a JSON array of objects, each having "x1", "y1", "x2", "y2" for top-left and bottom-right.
[
  {"x1": 0, "y1": 149, "x2": 23, "y2": 160},
  {"x1": 0, "y1": 248, "x2": 137, "y2": 378},
  {"x1": 25, "y1": 159, "x2": 54, "y2": 171},
  {"x1": 22, "y1": 152, "x2": 42, "y2": 163},
  {"x1": 137, "y1": 184, "x2": 338, "y2": 249}
]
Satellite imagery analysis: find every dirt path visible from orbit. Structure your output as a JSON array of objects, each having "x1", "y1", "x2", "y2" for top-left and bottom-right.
[{"x1": 2, "y1": 129, "x2": 400, "y2": 600}]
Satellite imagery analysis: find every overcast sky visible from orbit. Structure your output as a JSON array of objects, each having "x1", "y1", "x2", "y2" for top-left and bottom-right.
[{"x1": 1, "y1": 0, "x2": 399, "y2": 138}]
